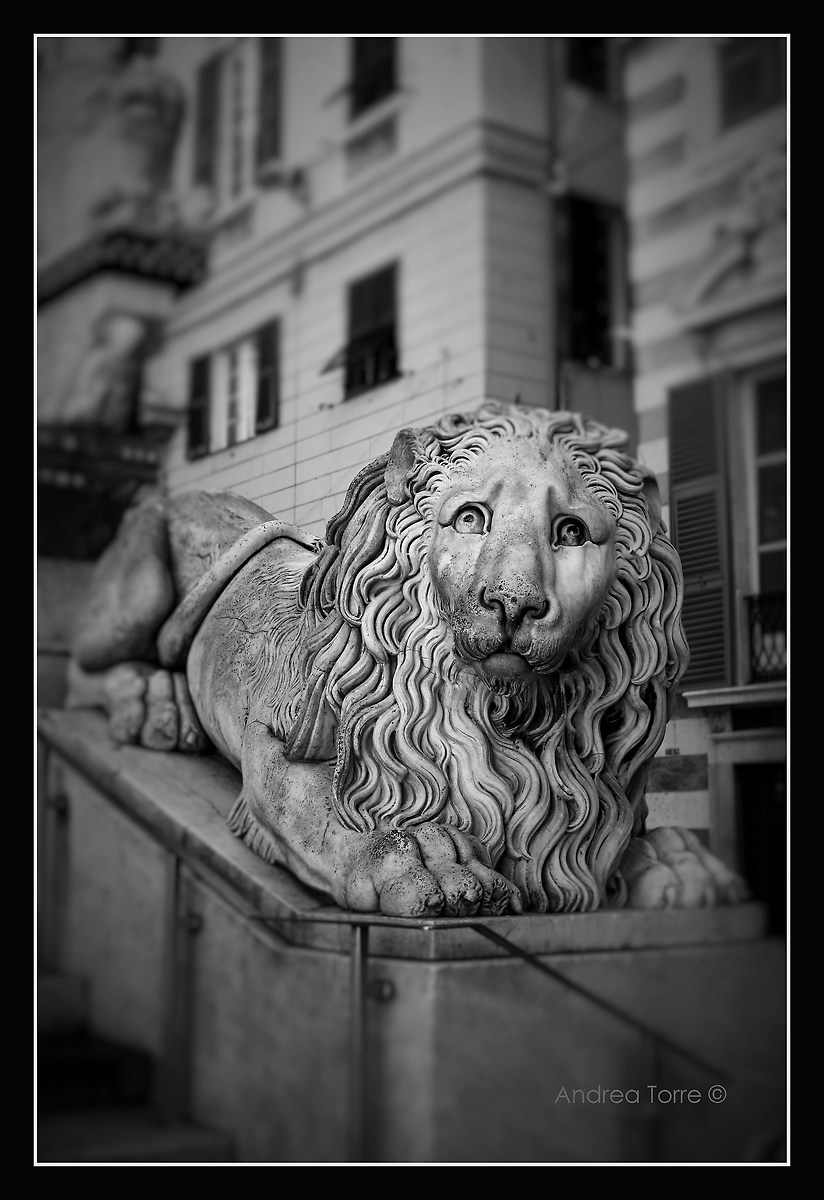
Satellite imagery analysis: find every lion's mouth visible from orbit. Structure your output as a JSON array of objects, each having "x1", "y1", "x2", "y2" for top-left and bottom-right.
[
  {"x1": 457, "y1": 635, "x2": 570, "y2": 682},
  {"x1": 479, "y1": 651, "x2": 534, "y2": 680}
]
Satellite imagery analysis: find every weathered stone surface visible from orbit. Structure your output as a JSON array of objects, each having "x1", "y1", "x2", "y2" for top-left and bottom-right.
[
  {"x1": 36, "y1": 708, "x2": 770, "y2": 959},
  {"x1": 65, "y1": 401, "x2": 748, "y2": 916},
  {"x1": 37, "y1": 716, "x2": 785, "y2": 1163}
]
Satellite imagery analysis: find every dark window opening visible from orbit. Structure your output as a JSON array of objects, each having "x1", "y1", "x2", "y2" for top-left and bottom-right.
[
  {"x1": 344, "y1": 264, "x2": 400, "y2": 399},
  {"x1": 559, "y1": 194, "x2": 621, "y2": 370},
  {"x1": 720, "y1": 39, "x2": 785, "y2": 129},
  {"x1": 737, "y1": 763, "x2": 786, "y2": 934},
  {"x1": 187, "y1": 355, "x2": 211, "y2": 460},
  {"x1": 255, "y1": 320, "x2": 280, "y2": 433},
  {"x1": 756, "y1": 373, "x2": 786, "y2": 456},
  {"x1": 118, "y1": 38, "x2": 160, "y2": 62},
  {"x1": 754, "y1": 371, "x2": 787, "y2": 598},
  {"x1": 567, "y1": 38, "x2": 610, "y2": 95},
  {"x1": 194, "y1": 55, "x2": 221, "y2": 189},
  {"x1": 257, "y1": 38, "x2": 282, "y2": 167},
  {"x1": 351, "y1": 38, "x2": 396, "y2": 119}
]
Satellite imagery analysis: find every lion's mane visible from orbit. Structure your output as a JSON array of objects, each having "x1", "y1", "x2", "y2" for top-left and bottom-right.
[{"x1": 237, "y1": 401, "x2": 688, "y2": 913}]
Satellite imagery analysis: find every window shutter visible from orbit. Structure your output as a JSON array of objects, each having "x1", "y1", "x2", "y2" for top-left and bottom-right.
[
  {"x1": 255, "y1": 320, "x2": 280, "y2": 433},
  {"x1": 669, "y1": 378, "x2": 732, "y2": 689},
  {"x1": 187, "y1": 355, "x2": 211, "y2": 459},
  {"x1": 194, "y1": 56, "x2": 221, "y2": 189},
  {"x1": 256, "y1": 38, "x2": 282, "y2": 167},
  {"x1": 349, "y1": 264, "x2": 396, "y2": 338},
  {"x1": 345, "y1": 265, "x2": 398, "y2": 398}
]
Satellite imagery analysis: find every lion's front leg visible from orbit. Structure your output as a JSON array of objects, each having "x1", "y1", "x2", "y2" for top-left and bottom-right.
[
  {"x1": 344, "y1": 822, "x2": 523, "y2": 917},
  {"x1": 620, "y1": 826, "x2": 750, "y2": 909},
  {"x1": 237, "y1": 721, "x2": 522, "y2": 917}
]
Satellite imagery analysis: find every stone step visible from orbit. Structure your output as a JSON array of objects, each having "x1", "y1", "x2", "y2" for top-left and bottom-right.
[
  {"x1": 37, "y1": 1106, "x2": 235, "y2": 1163},
  {"x1": 37, "y1": 973, "x2": 89, "y2": 1037},
  {"x1": 38, "y1": 1033, "x2": 153, "y2": 1113}
]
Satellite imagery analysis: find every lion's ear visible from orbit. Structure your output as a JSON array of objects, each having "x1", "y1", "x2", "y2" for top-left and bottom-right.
[
  {"x1": 641, "y1": 469, "x2": 662, "y2": 536},
  {"x1": 385, "y1": 428, "x2": 421, "y2": 504}
]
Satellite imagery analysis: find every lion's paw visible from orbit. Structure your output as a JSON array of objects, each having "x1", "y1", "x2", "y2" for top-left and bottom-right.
[
  {"x1": 621, "y1": 826, "x2": 750, "y2": 909},
  {"x1": 344, "y1": 822, "x2": 523, "y2": 918},
  {"x1": 103, "y1": 663, "x2": 209, "y2": 754}
]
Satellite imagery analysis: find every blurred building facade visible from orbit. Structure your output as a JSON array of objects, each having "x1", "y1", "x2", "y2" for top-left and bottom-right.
[
  {"x1": 36, "y1": 36, "x2": 787, "y2": 925},
  {"x1": 622, "y1": 37, "x2": 786, "y2": 930}
]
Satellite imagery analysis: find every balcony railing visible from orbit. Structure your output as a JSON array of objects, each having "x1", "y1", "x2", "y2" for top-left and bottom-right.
[{"x1": 748, "y1": 593, "x2": 787, "y2": 681}]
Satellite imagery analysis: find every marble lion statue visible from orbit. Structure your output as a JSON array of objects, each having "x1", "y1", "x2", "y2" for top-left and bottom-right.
[{"x1": 67, "y1": 400, "x2": 748, "y2": 917}]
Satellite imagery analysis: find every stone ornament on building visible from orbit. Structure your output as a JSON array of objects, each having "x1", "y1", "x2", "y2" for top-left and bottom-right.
[
  {"x1": 674, "y1": 143, "x2": 787, "y2": 324},
  {"x1": 67, "y1": 401, "x2": 747, "y2": 916},
  {"x1": 38, "y1": 40, "x2": 186, "y2": 262},
  {"x1": 56, "y1": 311, "x2": 156, "y2": 431}
]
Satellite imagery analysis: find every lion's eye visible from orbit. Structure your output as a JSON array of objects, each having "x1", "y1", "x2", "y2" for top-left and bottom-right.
[
  {"x1": 452, "y1": 505, "x2": 490, "y2": 535},
  {"x1": 554, "y1": 517, "x2": 589, "y2": 547}
]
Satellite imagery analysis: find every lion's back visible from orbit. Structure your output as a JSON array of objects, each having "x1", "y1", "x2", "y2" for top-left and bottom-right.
[{"x1": 166, "y1": 490, "x2": 276, "y2": 598}]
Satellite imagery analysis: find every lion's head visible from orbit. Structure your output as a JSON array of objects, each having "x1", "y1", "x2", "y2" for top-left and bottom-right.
[{"x1": 259, "y1": 400, "x2": 688, "y2": 913}]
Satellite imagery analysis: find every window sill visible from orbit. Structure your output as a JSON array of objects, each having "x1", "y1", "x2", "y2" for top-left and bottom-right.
[
  {"x1": 344, "y1": 371, "x2": 403, "y2": 402},
  {"x1": 341, "y1": 91, "x2": 407, "y2": 147},
  {"x1": 676, "y1": 273, "x2": 786, "y2": 333},
  {"x1": 693, "y1": 107, "x2": 785, "y2": 185},
  {"x1": 683, "y1": 681, "x2": 786, "y2": 710},
  {"x1": 206, "y1": 193, "x2": 256, "y2": 232}
]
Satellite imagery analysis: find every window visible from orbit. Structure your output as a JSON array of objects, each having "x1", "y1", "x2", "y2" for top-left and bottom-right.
[
  {"x1": 193, "y1": 38, "x2": 283, "y2": 207},
  {"x1": 719, "y1": 39, "x2": 785, "y2": 129},
  {"x1": 321, "y1": 264, "x2": 401, "y2": 399},
  {"x1": 186, "y1": 319, "x2": 280, "y2": 459},
  {"x1": 753, "y1": 372, "x2": 786, "y2": 596},
  {"x1": 668, "y1": 366, "x2": 787, "y2": 691},
  {"x1": 194, "y1": 55, "x2": 221, "y2": 191},
  {"x1": 350, "y1": 38, "x2": 396, "y2": 119},
  {"x1": 256, "y1": 37, "x2": 282, "y2": 167},
  {"x1": 117, "y1": 38, "x2": 160, "y2": 62},
  {"x1": 344, "y1": 264, "x2": 400, "y2": 398},
  {"x1": 749, "y1": 370, "x2": 787, "y2": 682},
  {"x1": 557, "y1": 194, "x2": 630, "y2": 372},
  {"x1": 187, "y1": 355, "x2": 211, "y2": 460},
  {"x1": 567, "y1": 38, "x2": 611, "y2": 95}
]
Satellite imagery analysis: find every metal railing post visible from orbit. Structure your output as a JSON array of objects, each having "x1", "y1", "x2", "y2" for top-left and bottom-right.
[{"x1": 348, "y1": 922, "x2": 370, "y2": 1163}]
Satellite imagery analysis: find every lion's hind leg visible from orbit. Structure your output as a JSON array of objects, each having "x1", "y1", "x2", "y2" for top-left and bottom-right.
[
  {"x1": 71, "y1": 496, "x2": 176, "y2": 672},
  {"x1": 66, "y1": 660, "x2": 209, "y2": 753}
]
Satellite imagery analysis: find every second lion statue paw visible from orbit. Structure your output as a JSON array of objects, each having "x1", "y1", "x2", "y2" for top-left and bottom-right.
[{"x1": 621, "y1": 826, "x2": 750, "y2": 909}]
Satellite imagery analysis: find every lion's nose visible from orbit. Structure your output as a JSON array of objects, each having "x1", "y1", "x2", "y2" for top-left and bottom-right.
[{"x1": 480, "y1": 575, "x2": 549, "y2": 629}]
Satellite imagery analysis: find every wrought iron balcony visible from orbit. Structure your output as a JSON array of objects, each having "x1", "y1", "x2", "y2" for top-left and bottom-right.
[{"x1": 748, "y1": 593, "x2": 787, "y2": 681}]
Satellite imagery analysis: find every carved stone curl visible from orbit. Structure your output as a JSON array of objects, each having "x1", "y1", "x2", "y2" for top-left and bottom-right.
[{"x1": 67, "y1": 401, "x2": 748, "y2": 916}]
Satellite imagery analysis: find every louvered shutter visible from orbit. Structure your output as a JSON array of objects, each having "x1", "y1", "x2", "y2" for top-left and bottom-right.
[
  {"x1": 194, "y1": 56, "x2": 221, "y2": 189},
  {"x1": 187, "y1": 355, "x2": 211, "y2": 460},
  {"x1": 255, "y1": 320, "x2": 280, "y2": 433},
  {"x1": 256, "y1": 38, "x2": 282, "y2": 167},
  {"x1": 669, "y1": 378, "x2": 732, "y2": 688}
]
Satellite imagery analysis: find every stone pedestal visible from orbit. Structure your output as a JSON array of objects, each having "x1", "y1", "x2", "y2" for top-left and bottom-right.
[{"x1": 37, "y1": 709, "x2": 786, "y2": 1164}]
